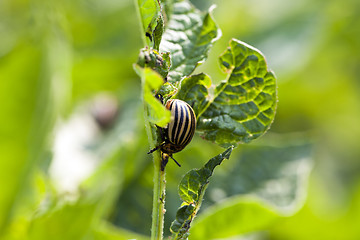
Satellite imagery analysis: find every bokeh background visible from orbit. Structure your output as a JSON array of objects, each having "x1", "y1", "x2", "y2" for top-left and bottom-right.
[{"x1": 1, "y1": 0, "x2": 360, "y2": 239}]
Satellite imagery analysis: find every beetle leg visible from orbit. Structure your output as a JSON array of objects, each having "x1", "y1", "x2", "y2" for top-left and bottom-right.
[
  {"x1": 147, "y1": 142, "x2": 166, "y2": 154},
  {"x1": 155, "y1": 93, "x2": 163, "y2": 104},
  {"x1": 161, "y1": 153, "x2": 169, "y2": 171},
  {"x1": 147, "y1": 146, "x2": 159, "y2": 154},
  {"x1": 158, "y1": 125, "x2": 167, "y2": 141},
  {"x1": 169, "y1": 154, "x2": 181, "y2": 168}
]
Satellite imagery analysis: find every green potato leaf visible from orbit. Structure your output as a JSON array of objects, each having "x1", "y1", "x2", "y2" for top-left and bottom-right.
[
  {"x1": 175, "y1": 73, "x2": 212, "y2": 118},
  {"x1": 134, "y1": 65, "x2": 171, "y2": 127},
  {"x1": 206, "y1": 140, "x2": 314, "y2": 214},
  {"x1": 91, "y1": 221, "x2": 150, "y2": 240},
  {"x1": 157, "y1": 82, "x2": 177, "y2": 101},
  {"x1": 170, "y1": 147, "x2": 233, "y2": 239},
  {"x1": 189, "y1": 197, "x2": 279, "y2": 239},
  {"x1": 152, "y1": 14, "x2": 164, "y2": 50},
  {"x1": 178, "y1": 146, "x2": 233, "y2": 204},
  {"x1": 137, "y1": 0, "x2": 164, "y2": 50},
  {"x1": 188, "y1": 139, "x2": 313, "y2": 239},
  {"x1": 160, "y1": 1, "x2": 221, "y2": 84},
  {"x1": 137, "y1": 48, "x2": 171, "y2": 79},
  {"x1": 28, "y1": 202, "x2": 97, "y2": 240},
  {"x1": 197, "y1": 39, "x2": 277, "y2": 147},
  {"x1": 0, "y1": 31, "x2": 69, "y2": 234}
]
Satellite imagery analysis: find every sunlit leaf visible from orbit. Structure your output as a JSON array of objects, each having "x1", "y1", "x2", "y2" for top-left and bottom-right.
[
  {"x1": 178, "y1": 147, "x2": 232, "y2": 204},
  {"x1": 0, "y1": 45, "x2": 40, "y2": 234},
  {"x1": 92, "y1": 221, "x2": 150, "y2": 240},
  {"x1": 137, "y1": 0, "x2": 164, "y2": 49},
  {"x1": 28, "y1": 201, "x2": 97, "y2": 240},
  {"x1": 160, "y1": 2, "x2": 221, "y2": 84},
  {"x1": 175, "y1": 73, "x2": 212, "y2": 118},
  {"x1": 152, "y1": 15, "x2": 164, "y2": 50},
  {"x1": 170, "y1": 147, "x2": 233, "y2": 239},
  {"x1": 206, "y1": 140, "x2": 313, "y2": 214},
  {"x1": 197, "y1": 39, "x2": 277, "y2": 147},
  {"x1": 190, "y1": 197, "x2": 279, "y2": 239},
  {"x1": 0, "y1": 28, "x2": 70, "y2": 233},
  {"x1": 134, "y1": 65, "x2": 171, "y2": 127}
]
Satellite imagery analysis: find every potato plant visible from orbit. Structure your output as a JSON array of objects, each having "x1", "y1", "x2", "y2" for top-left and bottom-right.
[{"x1": 134, "y1": 0, "x2": 282, "y2": 239}]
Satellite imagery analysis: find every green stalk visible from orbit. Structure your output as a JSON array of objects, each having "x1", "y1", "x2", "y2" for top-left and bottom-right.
[
  {"x1": 151, "y1": 151, "x2": 166, "y2": 240},
  {"x1": 142, "y1": 82, "x2": 166, "y2": 240},
  {"x1": 135, "y1": 1, "x2": 166, "y2": 238}
]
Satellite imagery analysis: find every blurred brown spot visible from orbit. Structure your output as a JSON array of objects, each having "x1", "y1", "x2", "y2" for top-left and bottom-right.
[{"x1": 91, "y1": 94, "x2": 119, "y2": 130}]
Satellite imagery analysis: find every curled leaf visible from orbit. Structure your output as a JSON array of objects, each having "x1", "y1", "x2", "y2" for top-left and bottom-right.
[
  {"x1": 197, "y1": 39, "x2": 277, "y2": 147},
  {"x1": 137, "y1": 0, "x2": 164, "y2": 49},
  {"x1": 170, "y1": 147, "x2": 233, "y2": 239}
]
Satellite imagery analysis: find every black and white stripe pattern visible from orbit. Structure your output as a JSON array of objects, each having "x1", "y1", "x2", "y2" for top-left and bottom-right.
[{"x1": 166, "y1": 99, "x2": 196, "y2": 150}]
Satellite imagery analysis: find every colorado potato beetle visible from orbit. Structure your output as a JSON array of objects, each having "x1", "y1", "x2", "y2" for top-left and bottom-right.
[{"x1": 148, "y1": 99, "x2": 197, "y2": 169}]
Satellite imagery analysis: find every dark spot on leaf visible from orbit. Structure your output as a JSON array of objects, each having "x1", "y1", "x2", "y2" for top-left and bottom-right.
[{"x1": 146, "y1": 32, "x2": 152, "y2": 41}]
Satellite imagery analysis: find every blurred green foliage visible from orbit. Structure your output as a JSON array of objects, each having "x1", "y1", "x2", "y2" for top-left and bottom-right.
[{"x1": 0, "y1": 0, "x2": 359, "y2": 239}]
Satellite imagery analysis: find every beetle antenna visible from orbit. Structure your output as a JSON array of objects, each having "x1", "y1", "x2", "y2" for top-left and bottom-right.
[{"x1": 169, "y1": 155, "x2": 181, "y2": 167}]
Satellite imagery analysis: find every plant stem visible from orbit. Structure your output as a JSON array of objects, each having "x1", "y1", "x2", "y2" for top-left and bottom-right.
[
  {"x1": 135, "y1": 0, "x2": 166, "y2": 237},
  {"x1": 142, "y1": 97, "x2": 166, "y2": 240},
  {"x1": 151, "y1": 151, "x2": 166, "y2": 240}
]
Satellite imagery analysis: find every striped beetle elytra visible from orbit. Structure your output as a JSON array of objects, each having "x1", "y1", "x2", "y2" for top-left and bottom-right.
[{"x1": 148, "y1": 99, "x2": 197, "y2": 169}]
